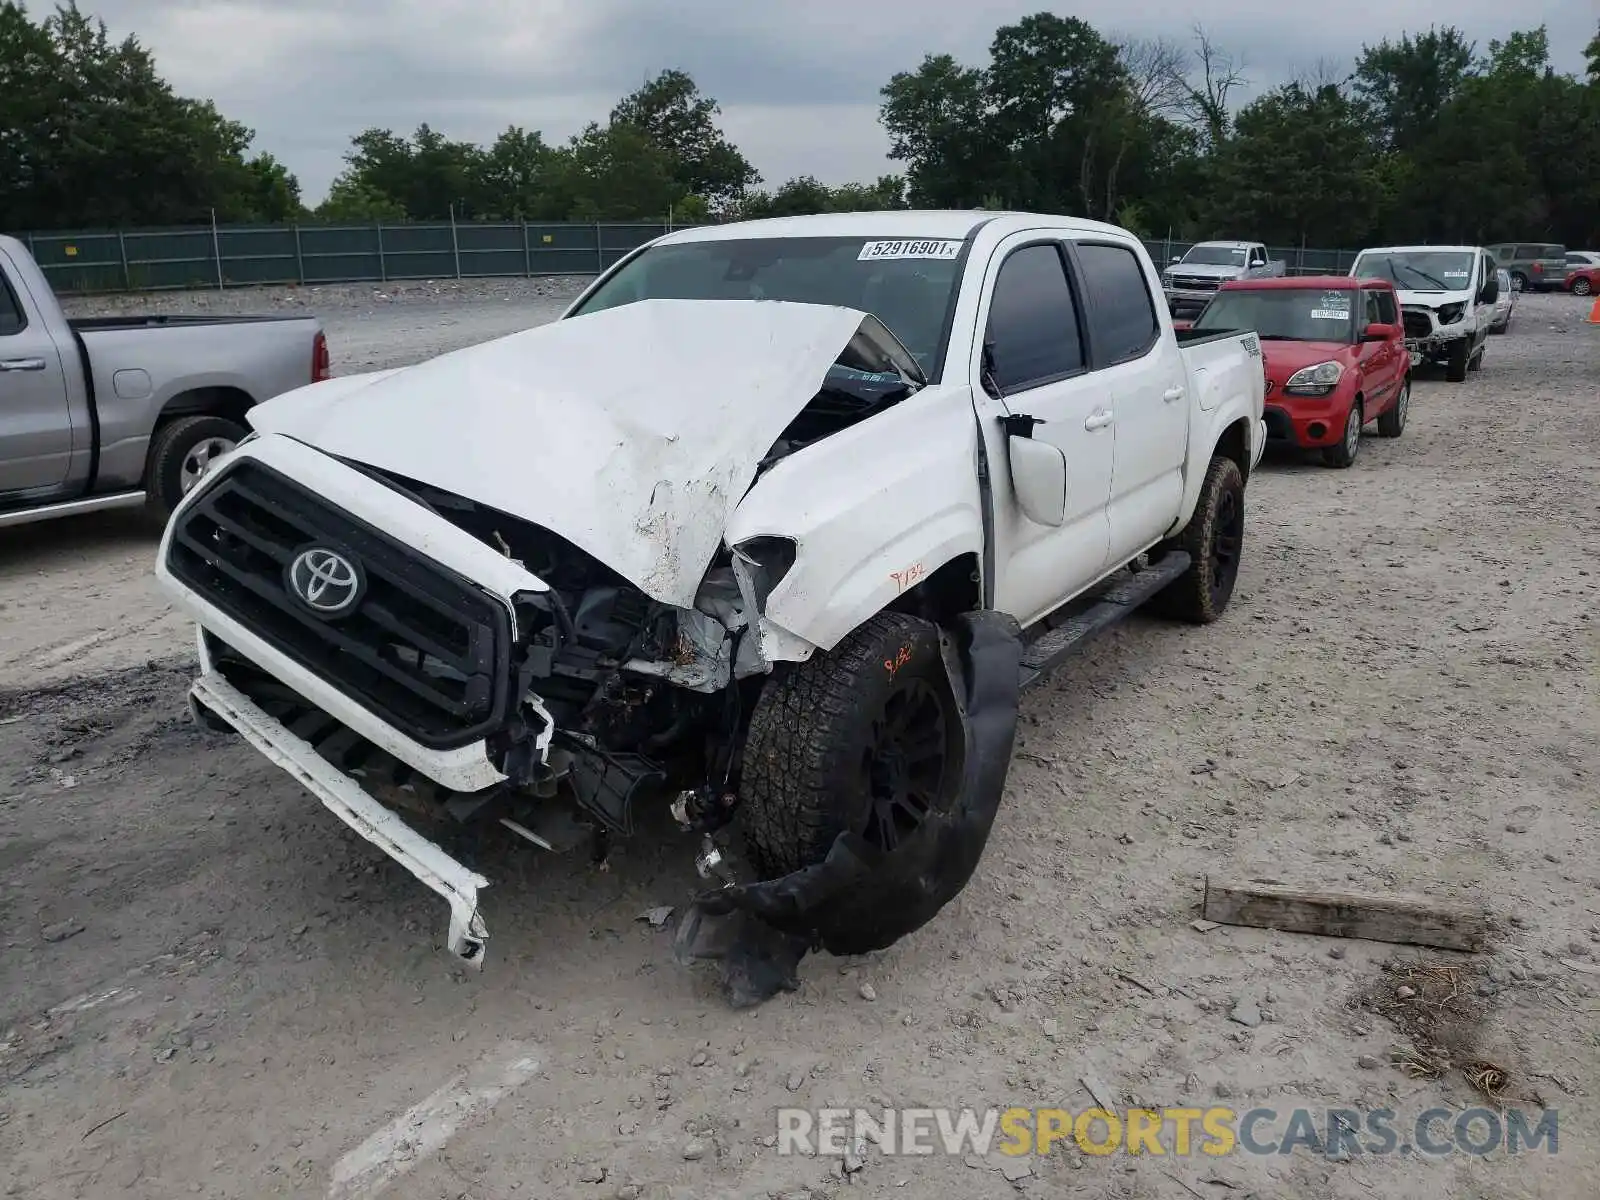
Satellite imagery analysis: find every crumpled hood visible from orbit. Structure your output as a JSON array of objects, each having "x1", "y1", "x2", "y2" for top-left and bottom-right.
[{"x1": 248, "y1": 298, "x2": 869, "y2": 607}]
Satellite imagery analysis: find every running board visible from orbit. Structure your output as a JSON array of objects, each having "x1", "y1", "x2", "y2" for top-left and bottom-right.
[
  {"x1": 0, "y1": 490, "x2": 147, "y2": 530},
  {"x1": 1017, "y1": 552, "x2": 1191, "y2": 691}
]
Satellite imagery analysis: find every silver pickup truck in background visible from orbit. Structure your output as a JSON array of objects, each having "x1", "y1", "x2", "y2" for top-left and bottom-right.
[
  {"x1": 0, "y1": 234, "x2": 329, "y2": 529},
  {"x1": 1161, "y1": 240, "x2": 1287, "y2": 320}
]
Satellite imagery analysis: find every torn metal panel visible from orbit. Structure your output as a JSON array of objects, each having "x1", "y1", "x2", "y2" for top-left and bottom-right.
[
  {"x1": 624, "y1": 607, "x2": 734, "y2": 692},
  {"x1": 675, "y1": 609, "x2": 1024, "y2": 1006},
  {"x1": 189, "y1": 672, "x2": 492, "y2": 966}
]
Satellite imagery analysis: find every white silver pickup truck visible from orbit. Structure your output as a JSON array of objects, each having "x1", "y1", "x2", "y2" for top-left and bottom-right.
[
  {"x1": 1162, "y1": 240, "x2": 1287, "y2": 320},
  {"x1": 155, "y1": 212, "x2": 1267, "y2": 966},
  {"x1": 0, "y1": 235, "x2": 329, "y2": 528}
]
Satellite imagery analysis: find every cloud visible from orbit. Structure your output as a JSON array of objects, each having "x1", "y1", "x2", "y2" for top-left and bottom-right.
[{"x1": 86, "y1": 0, "x2": 1596, "y2": 202}]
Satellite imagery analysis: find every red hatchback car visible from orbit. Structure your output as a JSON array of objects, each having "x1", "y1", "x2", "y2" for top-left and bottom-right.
[{"x1": 1188, "y1": 276, "x2": 1410, "y2": 468}]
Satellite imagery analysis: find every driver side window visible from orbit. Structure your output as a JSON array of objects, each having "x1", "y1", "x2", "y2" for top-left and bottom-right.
[
  {"x1": 1373, "y1": 290, "x2": 1398, "y2": 325},
  {"x1": 0, "y1": 276, "x2": 24, "y2": 337}
]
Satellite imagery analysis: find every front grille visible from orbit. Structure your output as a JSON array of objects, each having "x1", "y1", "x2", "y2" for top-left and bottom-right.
[
  {"x1": 168, "y1": 461, "x2": 513, "y2": 750},
  {"x1": 1402, "y1": 310, "x2": 1433, "y2": 340},
  {"x1": 1171, "y1": 275, "x2": 1222, "y2": 291}
]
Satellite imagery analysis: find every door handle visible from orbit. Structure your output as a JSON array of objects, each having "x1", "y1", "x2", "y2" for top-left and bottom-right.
[
  {"x1": 1084, "y1": 411, "x2": 1114, "y2": 431},
  {"x1": 1163, "y1": 386, "x2": 1185, "y2": 403},
  {"x1": 0, "y1": 358, "x2": 46, "y2": 372}
]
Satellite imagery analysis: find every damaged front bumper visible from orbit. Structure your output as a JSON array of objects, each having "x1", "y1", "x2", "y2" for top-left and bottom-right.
[{"x1": 189, "y1": 665, "x2": 494, "y2": 964}]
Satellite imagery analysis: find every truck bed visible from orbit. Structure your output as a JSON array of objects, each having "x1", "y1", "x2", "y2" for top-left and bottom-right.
[
  {"x1": 69, "y1": 314, "x2": 312, "y2": 332},
  {"x1": 1173, "y1": 326, "x2": 1249, "y2": 347}
]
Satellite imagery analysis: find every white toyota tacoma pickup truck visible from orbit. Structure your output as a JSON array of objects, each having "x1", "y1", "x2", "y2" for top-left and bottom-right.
[{"x1": 154, "y1": 212, "x2": 1267, "y2": 966}]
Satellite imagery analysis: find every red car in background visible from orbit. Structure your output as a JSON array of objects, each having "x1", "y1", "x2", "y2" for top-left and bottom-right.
[
  {"x1": 1566, "y1": 265, "x2": 1598, "y2": 296},
  {"x1": 1187, "y1": 276, "x2": 1410, "y2": 468}
]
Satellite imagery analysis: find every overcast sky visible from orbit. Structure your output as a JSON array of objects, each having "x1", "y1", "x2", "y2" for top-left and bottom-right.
[{"x1": 88, "y1": 0, "x2": 1594, "y2": 204}]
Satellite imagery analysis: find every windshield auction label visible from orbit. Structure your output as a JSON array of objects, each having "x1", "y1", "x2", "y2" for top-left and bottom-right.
[{"x1": 859, "y1": 240, "x2": 964, "y2": 262}]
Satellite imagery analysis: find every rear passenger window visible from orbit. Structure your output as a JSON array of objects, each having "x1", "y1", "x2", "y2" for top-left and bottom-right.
[
  {"x1": 985, "y1": 244, "x2": 1084, "y2": 392},
  {"x1": 1074, "y1": 243, "x2": 1159, "y2": 364},
  {"x1": 0, "y1": 278, "x2": 23, "y2": 336}
]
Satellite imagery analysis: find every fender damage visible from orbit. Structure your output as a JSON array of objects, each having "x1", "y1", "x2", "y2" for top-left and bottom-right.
[{"x1": 167, "y1": 295, "x2": 1003, "y2": 976}]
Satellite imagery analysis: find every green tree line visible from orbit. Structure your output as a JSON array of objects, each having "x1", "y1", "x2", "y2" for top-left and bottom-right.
[{"x1": 3, "y1": 2, "x2": 1598, "y2": 248}]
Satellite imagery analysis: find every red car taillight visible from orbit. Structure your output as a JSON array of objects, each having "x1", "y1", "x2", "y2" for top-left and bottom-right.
[{"x1": 311, "y1": 331, "x2": 331, "y2": 382}]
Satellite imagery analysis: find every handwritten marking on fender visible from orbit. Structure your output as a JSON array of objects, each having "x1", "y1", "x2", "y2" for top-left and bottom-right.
[
  {"x1": 884, "y1": 644, "x2": 914, "y2": 678},
  {"x1": 890, "y1": 563, "x2": 927, "y2": 594}
]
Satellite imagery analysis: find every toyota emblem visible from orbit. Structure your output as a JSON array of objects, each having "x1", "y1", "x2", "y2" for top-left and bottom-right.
[{"x1": 286, "y1": 546, "x2": 364, "y2": 617}]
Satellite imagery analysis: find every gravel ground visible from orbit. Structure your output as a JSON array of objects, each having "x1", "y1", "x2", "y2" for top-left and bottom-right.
[{"x1": 2, "y1": 286, "x2": 1598, "y2": 1200}]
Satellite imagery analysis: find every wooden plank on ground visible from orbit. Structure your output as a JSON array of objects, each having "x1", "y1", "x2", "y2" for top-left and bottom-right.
[{"x1": 1201, "y1": 878, "x2": 1489, "y2": 952}]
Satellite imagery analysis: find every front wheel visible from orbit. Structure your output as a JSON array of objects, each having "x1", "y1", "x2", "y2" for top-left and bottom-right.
[
  {"x1": 1376, "y1": 379, "x2": 1409, "y2": 438},
  {"x1": 1149, "y1": 455, "x2": 1246, "y2": 625},
  {"x1": 1322, "y1": 401, "x2": 1363, "y2": 468},
  {"x1": 147, "y1": 415, "x2": 247, "y2": 517},
  {"x1": 1444, "y1": 339, "x2": 1470, "y2": 383},
  {"x1": 737, "y1": 612, "x2": 963, "y2": 878}
]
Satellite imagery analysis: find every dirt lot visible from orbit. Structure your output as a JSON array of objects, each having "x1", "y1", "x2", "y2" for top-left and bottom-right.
[{"x1": 2, "y1": 283, "x2": 1597, "y2": 1200}]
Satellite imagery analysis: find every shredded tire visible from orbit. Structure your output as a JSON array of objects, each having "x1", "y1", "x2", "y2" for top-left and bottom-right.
[
  {"x1": 737, "y1": 612, "x2": 959, "y2": 879},
  {"x1": 1150, "y1": 455, "x2": 1246, "y2": 625}
]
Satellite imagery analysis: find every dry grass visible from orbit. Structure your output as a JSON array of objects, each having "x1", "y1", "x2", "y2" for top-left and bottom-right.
[{"x1": 1359, "y1": 960, "x2": 1516, "y2": 1104}]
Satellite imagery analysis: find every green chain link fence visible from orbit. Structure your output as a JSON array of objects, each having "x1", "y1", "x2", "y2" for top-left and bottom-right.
[{"x1": 10, "y1": 220, "x2": 1367, "y2": 295}]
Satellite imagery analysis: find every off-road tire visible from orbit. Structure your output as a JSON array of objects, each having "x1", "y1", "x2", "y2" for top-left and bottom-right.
[
  {"x1": 737, "y1": 612, "x2": 963, "y2": 878},
  {"x1": 1445, "y1": 339, "x2": 1470, "y2": 383},
  {"x1": 1376, "y1": 379, "x2": 1409, "y2": 438},
  {"x1": 1149, "y1": 455, "x2": 1246, "y2": 625},
  {"x1": 147, "y1": 415, "x2": 247, "y2": 517},
  {"x1": 1322, "y1": 401, "x2": 1363, "y2": 468}
]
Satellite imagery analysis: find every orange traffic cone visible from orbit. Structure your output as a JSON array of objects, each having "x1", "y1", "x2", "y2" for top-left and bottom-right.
[{"x1": 1589, "y1": 297, "x2": 1600, "y2": 325}]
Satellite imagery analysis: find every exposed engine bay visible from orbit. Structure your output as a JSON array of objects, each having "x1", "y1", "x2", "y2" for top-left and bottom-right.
[{"x1": 343, "y1": 325, "x2": 927, "y2": 844}]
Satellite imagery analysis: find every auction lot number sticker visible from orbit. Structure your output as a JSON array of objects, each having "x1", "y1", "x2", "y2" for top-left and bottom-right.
[{"x1": 859, "y1": 240, "x2": 964, "y2": 261}]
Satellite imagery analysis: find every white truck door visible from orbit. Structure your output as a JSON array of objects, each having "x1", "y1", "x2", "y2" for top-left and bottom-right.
[
  {"x1": 0, "y1": 252, "x2": 74, "y2": 496},
  {"x1": 972, "y1": 237, "x2": 1113, "y2": 626},
  {"x1": 1069, "y1": 239, "x2": 1188, "y2": 562}
]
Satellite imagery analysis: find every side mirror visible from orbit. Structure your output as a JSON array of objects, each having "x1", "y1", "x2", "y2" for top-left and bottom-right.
[
  {"x1": 1170, "y1": 255, "x2": 1182, "y2": 264},
  {"x1": 1361, "y1": 323, "x2": 1399, "y2": 342},
  {"x1": 1479, "y1": 279, "x2": 1499, "y2": 303},
  {"x1": 1007, "y1": 434, "x2": 1068, "y2": 527}
]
